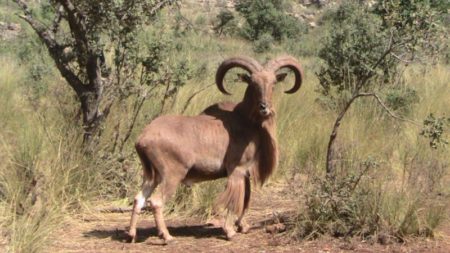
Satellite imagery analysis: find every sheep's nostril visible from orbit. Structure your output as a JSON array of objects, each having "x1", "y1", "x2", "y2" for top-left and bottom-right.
[{"x1": 259, "y1": 103, "x2": 267, "y2": 110}]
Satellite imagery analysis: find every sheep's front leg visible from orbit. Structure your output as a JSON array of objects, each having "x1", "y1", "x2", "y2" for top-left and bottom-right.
[
  {"x1": 236, "y1": 176, "x2": 251, "y2": 234},
  {"x1": 236, "y1": 215, "x2": 250, "y2": 234},
  {"x1": 215, "y1": 172, "x2": 247, "y2": 240}
]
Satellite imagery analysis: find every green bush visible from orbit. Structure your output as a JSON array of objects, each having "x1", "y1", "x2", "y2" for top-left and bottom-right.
[
  {"x1": 294, "y1": 158, "x2": 380, "y2": 239},
  {"x1": 253, "y1": 33, "x2": 274, "y2": 53},
  {"x1": 294, "y1": 156, "x2": 448, "y2": 241},
  {"x1": 235, "y1": 0, "x2": 307, "y2": 41},
  {"x1": 420, "y1": 114, "x2": 450, "y2": 149},
  {"x1": 213, "y1": 9, "x2": 239, "y2": 36},
  {"x1": 195, "y1": 14, "x2": 207, "y2": 26},
  {"x1": 385, "y1": 87, "x2": 419, "y2": 114}
]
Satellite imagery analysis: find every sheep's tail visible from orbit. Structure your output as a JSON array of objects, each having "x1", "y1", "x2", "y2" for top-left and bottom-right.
[{"x1": 135, "y1": 145, "x2": 156, "y2": 183}]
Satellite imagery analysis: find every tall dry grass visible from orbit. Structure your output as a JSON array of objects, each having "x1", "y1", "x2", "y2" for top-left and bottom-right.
[{"x1": 290, "y1": 64, "x2": 450, "y2": 240}]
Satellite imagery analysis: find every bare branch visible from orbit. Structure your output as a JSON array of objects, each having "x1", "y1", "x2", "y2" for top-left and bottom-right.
[
  {"x1": 119, "y1": 96, "x2": 147, "y2": 153},
  {"x1": 56, "y1": 0, "x2": 89, "y2": 56},
  {"x1": 14, "y1": 0, "x2": 48, "y2": 35},
  {"x1": 149, "y1": 0, "x2": 176, "y2": 16},
  {"x1": 14, "y1": 0, "x2": 87, "y2": 96},
  {"x1": 96, "y1": 206, "x2": 152, "y2": 213},
  {"x1": 355, "y1": 33, "x2": 395, "y2": 92},
  {"x1": 359, "y1": 92, "x2": 421, "y2": 126},
  {"x1": 13, "y1": 0, "x2": 32, "y2": 16},
  {"x1": 51, "y1": 4, "x2": 64, "y2": 34},
  {"x1": 326, "y1": 92, "x2": 420, "y2": 176},
  {"x1": 326, "y1": 94, "x2": 360, "y2": 176},
  {"x1": 171, "y1": 5, "x2": 198, "y2": 34},
  {"x1": 17, "y1": 14, "x2": 45, "y2": 34}
]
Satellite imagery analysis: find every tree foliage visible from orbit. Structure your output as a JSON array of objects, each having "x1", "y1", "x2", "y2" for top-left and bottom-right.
[
  {"x1": 317, "y1": 0, "x2": 445, "y2": 100},
  {"x1": 14, "y1": 0, "x2": 177, "y2": 144},
  {"x1": 317, "y1": 0, "x2": 446, "y2": 176},
  {"x1": 317, "y1": 3, "x2": 393, "y2": 99},
  {"x1": 420, "y1": 114, "x2": 450, "y2": 149},
  {"x1": 213, "y1": 9, "x2": 238, "y2": 36},
  {"x1": 374, "y1": 0, "x2": 445, "y2": 62}
]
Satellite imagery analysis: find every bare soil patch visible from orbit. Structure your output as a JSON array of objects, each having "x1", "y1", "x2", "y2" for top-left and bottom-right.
[{"x1": 49, "y1": 185, "x2": 450, "y2": 253}]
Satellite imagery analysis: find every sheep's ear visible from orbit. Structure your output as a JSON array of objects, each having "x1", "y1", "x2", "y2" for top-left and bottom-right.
[
  {"x1": 237, "y1": 73, "x2": 251, "y2": 83},
  {"x1": 276, "y1": 73, "x2": 288, "y2": 82}
]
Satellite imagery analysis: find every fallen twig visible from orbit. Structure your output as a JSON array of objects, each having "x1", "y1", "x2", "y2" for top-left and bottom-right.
[{"x1": 96, "y1": 206, "x2": 152, "y2": 213}]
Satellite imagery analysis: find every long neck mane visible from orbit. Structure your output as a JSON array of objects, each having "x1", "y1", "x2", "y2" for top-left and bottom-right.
[
  {"x1": 254, "y1": 117, "x2": 278, "y2": 185},
  {"x1": 234, "y1": 85, "x2": 278, "y2": 186}
]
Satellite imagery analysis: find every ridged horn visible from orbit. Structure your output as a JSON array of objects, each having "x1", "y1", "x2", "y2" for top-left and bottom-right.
[
  {"x1": 215, "y1": 57, "x2": 263, "y2": 95},
  {"x1": 265, "y1": 56, "x2": 304, "y2": 94}
]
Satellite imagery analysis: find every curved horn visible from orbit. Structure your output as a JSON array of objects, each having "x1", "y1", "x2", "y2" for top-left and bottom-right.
[
  {"x1": 265, "y1": 56, "x2": 304, "y2": 94},
  {"x1": 215, "y1": 57, "x2": 263, "y2": 95}
]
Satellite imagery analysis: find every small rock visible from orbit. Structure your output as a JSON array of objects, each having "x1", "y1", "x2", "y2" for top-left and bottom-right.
[
  {"x1": 0, "y1": 22, "x2": 21, "y2": 41},
  {"x1": 7, "y1": 23, "x2": 21, "y2": 31},
  {"x1": 378, "y1": 232, "x2": 393, "y2": 245},
  {"x1": 265, "y1": 223, "x2": 286, "y2": 234}
]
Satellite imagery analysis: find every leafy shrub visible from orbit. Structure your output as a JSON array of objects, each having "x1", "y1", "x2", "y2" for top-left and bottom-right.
[
  {"x1": 294, "y1": 156, "x2": 448, "y2": 240},
  {"x1": 195, "y1": 14, "x2": 207, "y2": 26},
  {"x1": 235, "y1": 0, "x2": 306, "y2": 41},
  {"x1": 384, "y1": 87, "x2": 419, "y2": 114},
  {"x1": 295, "y1": 159, "x2": 380, "y2": 239},
  {"x1": 374, "y1": 0, "x2": 446, "y2": 63},
  {"x1": 420, "y1": 114, "x2": 450, "y2": 149},
  {"x1": 253, "y1": 33, "x2": 274, "y2": 53},
  {"x1": 213, "y1": 9, "x2": 239, "y2": 36}
]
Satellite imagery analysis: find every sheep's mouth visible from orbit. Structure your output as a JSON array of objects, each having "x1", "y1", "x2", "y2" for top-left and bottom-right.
[
  {"x1": 259, "y1": 108, "x2": 271, "y2": 117},
  {"x1": 258, "y1": 102, "x2": 271, "y2": 117}
]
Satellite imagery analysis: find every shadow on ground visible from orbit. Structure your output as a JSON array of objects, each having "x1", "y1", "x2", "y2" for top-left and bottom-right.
[
  {"x1": 81, "y1": 210, "x2": 292, "y2": 245},
  {"x1": 83, "y1": 224, "x2": 226, "y2": 243}
]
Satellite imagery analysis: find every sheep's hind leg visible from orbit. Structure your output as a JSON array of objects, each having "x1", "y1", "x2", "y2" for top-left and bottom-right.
[
  {"x1": 149, "y1": 175, "x2": 184, "y2": 244},
  {"x1": 129, "y1": 180, "x2": 156, "y2": 243}
]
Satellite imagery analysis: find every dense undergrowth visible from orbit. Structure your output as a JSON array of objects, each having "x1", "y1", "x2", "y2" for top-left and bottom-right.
[{"x1": 0, "y1": 0, "x2": 449, "y2": 252}]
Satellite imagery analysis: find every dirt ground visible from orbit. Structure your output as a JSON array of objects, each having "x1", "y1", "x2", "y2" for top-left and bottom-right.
[{"x1": 49, "y1": 185, "x2": 450, "y2": 253}]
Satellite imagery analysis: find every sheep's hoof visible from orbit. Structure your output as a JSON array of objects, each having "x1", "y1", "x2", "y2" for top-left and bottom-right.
[
  {"x1": 163, "y1": 235, "x2": 175, "y2": 245},
  {"x1": 127, "y1": 232, "x2": 136, "y2": 243},
  {"x1": 237, "y1": 223, "x2": 250, "y2": 234},
  {"x1": 225, "y1": 230, "x2": 236, "y2": 241}
]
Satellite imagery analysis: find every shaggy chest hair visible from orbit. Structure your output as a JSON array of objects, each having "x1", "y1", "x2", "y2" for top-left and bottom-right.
[{"x1": 254, "y1": 118, "x2": 278, "y2": 185}]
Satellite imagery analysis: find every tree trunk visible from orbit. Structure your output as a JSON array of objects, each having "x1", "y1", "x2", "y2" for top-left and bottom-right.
[
  {"x1": 326, "y1": 94, "x2": 367, "y2": 178},
  {"x1": 80, "y1": 55, "x2": 104, "y2": 144},
  {"x1": 80, "y1": 90, "x2": 101, "y2": 144}
]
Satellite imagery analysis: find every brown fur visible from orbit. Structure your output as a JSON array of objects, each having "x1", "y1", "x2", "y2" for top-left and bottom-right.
[{"x1": 128, "y1": 56, "x2": 303, "y2": 242}]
